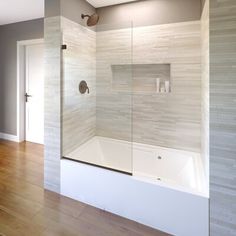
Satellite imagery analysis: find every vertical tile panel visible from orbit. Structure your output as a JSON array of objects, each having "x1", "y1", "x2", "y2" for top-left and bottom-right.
[
  {"x1": 210, "y1": 0, "x2": 236, "y2": 235},
  {"x1": 44, "y1": 16, "x2": 62, "y2": 193}
]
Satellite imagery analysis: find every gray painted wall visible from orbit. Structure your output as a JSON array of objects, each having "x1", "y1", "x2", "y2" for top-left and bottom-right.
[
  {"x1": 61, "y1": 0, "x2": 95, "y2": 27},
  {"x1": 46, "y1": 0, "x2": 200, "y2": 29},
  {"x1": 210, "y1": 0, "x2": 236, "y2": 235},
  {"x1": 0, "y1": 19, "x2": 44, "y2": 135},
  {"x1": 45, "y1": 0, "x2": 61, "y2": 17},
  {"x1": 45, "y1": 0, "x2": 95, "y2": 26},
  {"x1": 201, "y1": 0, "x2": 206, "y2": 11},
  {"x1": 97, "y1": 0, "x2": 201, "y2": 28}
]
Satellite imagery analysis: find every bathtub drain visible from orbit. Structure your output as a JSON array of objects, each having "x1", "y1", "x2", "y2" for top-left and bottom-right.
[{"x1": 157, "y1": 177, "x2": 161, "y2": 181}]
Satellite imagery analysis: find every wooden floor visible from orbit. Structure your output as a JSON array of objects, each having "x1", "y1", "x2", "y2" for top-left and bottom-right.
[{"x1": 0, "y1": 140, "x2": 170, "y2": 236}]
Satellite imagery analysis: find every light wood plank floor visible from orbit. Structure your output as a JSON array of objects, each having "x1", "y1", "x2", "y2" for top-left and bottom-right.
[{"x1": 0, "y1": 140, "x2": 170, "y2": 236}]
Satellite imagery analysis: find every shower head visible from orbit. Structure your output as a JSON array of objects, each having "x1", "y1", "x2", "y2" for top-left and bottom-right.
[{"x1": 81, "y1": 13, "x2": 99, "y2": 26}]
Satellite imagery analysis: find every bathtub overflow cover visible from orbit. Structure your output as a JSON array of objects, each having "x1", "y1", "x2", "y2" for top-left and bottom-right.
[{"x1": 157, "y1": 156, "x2": 162, "y2": 160}]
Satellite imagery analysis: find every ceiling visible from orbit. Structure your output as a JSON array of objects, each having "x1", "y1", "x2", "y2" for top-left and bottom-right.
[
  {"x1": 0, "y1": 0, "x2": 44, "y2": 26},
  {"x1": 86, "y1": 0, "x2": 138, "y2": 8}
]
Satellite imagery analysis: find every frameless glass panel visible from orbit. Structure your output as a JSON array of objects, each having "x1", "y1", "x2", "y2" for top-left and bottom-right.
[{"x1": 62, "y1": 19, "x2": 133, "y2": 175}]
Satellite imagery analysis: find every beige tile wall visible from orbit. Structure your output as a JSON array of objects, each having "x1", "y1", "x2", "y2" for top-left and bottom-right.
[
  {"x1": 96, "y1": 21, "x2": 202, "y2": 152},
  {"x1": 96, "y1": 27, "x2": 133, "y2": 142},
  {"x1": 61, "y1": 17, "x2": 96, "y2": 156}
]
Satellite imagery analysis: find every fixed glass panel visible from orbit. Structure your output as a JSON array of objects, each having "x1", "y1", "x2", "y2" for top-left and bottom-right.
[{"x1": 62, "y1": 19, "x2": 133, "y2": 174}]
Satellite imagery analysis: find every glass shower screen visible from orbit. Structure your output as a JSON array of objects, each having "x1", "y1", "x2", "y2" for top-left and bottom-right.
[{"x1": 62, "y1": 18, "x2": 133, "y2": 174}]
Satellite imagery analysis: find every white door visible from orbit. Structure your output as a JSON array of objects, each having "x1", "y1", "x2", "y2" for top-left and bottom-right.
[{"x1": 25, "y1": 43, "x2": 44, "y2": 144}]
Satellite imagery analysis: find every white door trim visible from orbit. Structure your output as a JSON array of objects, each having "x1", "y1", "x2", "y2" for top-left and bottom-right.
[{"x1": 17, "y1": 38, "x2": 44, "y2": 142}]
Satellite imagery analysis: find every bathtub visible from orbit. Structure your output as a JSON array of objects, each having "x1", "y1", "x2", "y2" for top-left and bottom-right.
[
  {"x1": 65, "y1": 136, "x2": 133, "y2": 174},
  {"x1": 61, "y1": 136, "x2": 209, "y2": 236}
]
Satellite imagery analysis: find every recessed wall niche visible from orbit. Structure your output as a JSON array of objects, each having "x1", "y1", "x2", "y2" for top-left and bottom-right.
[{"x1": 111, "y1": 64, "x2": 171, "y2": 93}]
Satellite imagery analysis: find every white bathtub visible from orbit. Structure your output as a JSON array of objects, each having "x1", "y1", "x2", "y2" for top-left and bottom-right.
[
  {"x1": 65, "y1": 136, "x2": 132, "y2": 174},
  {"x1": 61, "y1": 136, "x2": 209, "y2": 236},
  {"x1": 65, "y1": 136, "x2": 205, "y2": 194}
]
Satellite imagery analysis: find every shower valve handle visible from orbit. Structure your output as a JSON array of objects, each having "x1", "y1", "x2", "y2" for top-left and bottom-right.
[{"x1": 79, "y1": 81, "x2": 89, "y2": 94}]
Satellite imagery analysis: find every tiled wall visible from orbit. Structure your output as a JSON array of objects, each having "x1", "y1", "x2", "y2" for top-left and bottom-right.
[
  {"x1": 96, "y1": 27, "x2": 133, "y2": 142},
  {"x1": 44, "y1": 16, "x2": 62, "y2": 193},
  {"x1": 62, "y1": 20, "x2": 202, "y2": 155},
  {"x1": 62, "y1": 17, "x2": 96, "y2": 156},
  {"x1": 201, "y1": 0, "x2": 209, "y2": 187},
  {"x1": 210, "y1": 0, "x2": 236, "y2": 235},
  {"x1": 96, "y1": 21, "x2": 202, "y2": 152}
]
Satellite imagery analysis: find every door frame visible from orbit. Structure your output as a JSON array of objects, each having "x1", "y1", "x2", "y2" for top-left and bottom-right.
[{"x1": 17, "y1": 38, "x2": 44, "y2": 142}]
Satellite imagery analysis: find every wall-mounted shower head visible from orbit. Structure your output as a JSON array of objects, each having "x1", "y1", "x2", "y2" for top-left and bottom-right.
[{"x1": 81, "y1": 13, "x2": 99, "y2": 26}]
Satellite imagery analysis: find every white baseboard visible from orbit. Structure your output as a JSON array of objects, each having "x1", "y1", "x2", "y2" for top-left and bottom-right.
[{"x1": 0, "y1": 132, "x2": 20, "y2": 142}]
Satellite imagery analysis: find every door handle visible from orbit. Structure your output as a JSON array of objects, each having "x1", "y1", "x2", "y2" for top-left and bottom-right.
[{"x1": 25, "y1": 93, "x2": 32, "y2": 102}]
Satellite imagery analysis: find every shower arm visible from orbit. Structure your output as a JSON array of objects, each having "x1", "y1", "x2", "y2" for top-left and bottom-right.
[{"x1": 81, "y1": 14, "x2": 90, "y2": 19}]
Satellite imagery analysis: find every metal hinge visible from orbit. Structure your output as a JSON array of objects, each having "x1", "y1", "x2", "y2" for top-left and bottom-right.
[{"x1": 61, "y1": 44, "x2": 67, "y2": 50}]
